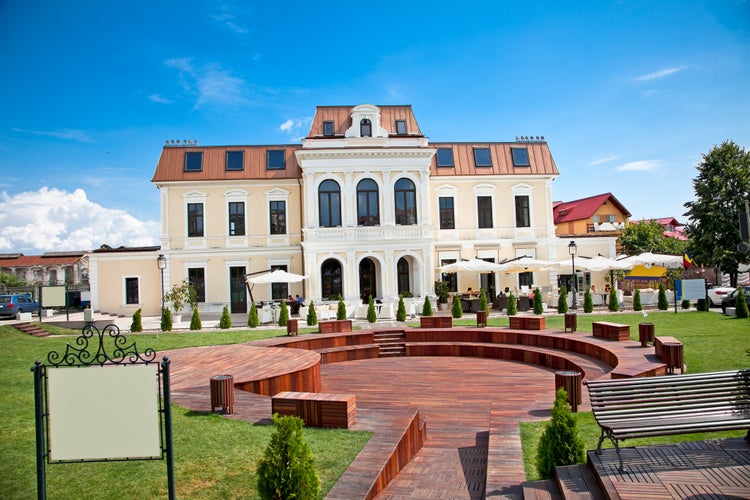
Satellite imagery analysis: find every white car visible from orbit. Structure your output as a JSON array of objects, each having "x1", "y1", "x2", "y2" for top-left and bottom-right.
[{"x1": 706, "y1": 286, "x2": 735, "y2": 306}]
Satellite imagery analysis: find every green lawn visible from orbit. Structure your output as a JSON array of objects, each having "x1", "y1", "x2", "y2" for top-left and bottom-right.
[{"x1": 0, "y1": 325, "x2": 371, "y2": 499}]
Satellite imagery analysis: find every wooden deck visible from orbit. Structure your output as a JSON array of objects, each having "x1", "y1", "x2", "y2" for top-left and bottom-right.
[{"x1": 161, "y1": 325, "x2": 749, "y2": 499}]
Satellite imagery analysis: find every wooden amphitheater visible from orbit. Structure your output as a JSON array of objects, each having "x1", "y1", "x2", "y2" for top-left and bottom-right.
[{"x1": 164, "y1": 318, "x2": 750, "y2": 499}]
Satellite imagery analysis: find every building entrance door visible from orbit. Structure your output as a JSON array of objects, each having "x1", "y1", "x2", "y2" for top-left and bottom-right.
[
  {"x1": 359, "y1": 258, "x2": 377, "y2": 303},
  {"x1": 229, "y1": 267, "x2": 247, "y2": 313}
]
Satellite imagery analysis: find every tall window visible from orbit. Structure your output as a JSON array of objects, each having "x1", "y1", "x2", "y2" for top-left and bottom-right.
[
  {"x1": 187, "y1": 203, "x2": 204, "y2": 237},
  {"x1": 184, "y1": 151, "x2": 203, "y2": 171},
  {"x1": 360, "y1": 119, "x2": 372, "y2": 137},
  {"x1": 357, "y1": 179, "x2": 379, "y2": 226},
  {"x1": 319, "y1": 180, "x2": 341, "y2": 227},
  {"x1": 270, "y1": 200, "x2": 286, "y2": 234},
  {"x1": 225, "y1": 150, "x2": 244, "y2": 170},
  {"x1": 440, "y1": 260, "x2": 458, "y2": 292},
  {"x1": 321, "y1": 259, "x2": 342, "y2": 300},
  {"x1": 515, "y1": 195, "x2": 530, "y2": 228},
  {"x1": 439, "y1": 197, "x2": 455, "y2": 229},
  {"x1": 125, "y1": 277, "x2": 139, "y2": 305},
  {"x1": 395, "y1": 120, "x2": 407, "y2": 135},
  {"x1": 477, "y1": 196, "x2": 493, "y2": 228},
  {"x1": 228, "y1": 202, "x2": 245, "y2": 236},
  {"x1": 188, "y1": 268, "x2": 205, "y2": 302},
  {"x1": 394, "y1": 178, "x2": 417, "y2": 225},
  {"x1": 397, "y1": 258, "x2": 410, "y2": 296},
  {"x1": 323, "y1": 120, "x2": 334, "y2": 136},
  {"x1": 271, "y1": 265, "x2": 288, "y2": 300}
]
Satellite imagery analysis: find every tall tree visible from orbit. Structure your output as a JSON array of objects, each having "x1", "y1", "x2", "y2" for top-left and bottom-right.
[
  {"x1": 684, "y1": 141, "x2": 750, "y2": 287},
  {"x1": 619, "y1": 220, "x2": 686, "y2": 255}
]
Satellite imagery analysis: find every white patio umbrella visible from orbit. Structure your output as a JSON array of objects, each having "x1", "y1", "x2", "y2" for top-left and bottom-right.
[
  {"x1": 438, "y1": 258, "x2": 506, "y2": 273},
  {"x1": 557, "y1": 255, "x2": 634, "y2": 273},
  {"x1": 499, "y1": 256, "x2": 560, "y2": 273},
  {"x1": 246, "y1": 269, "x2": 307, "y2": 284},
  {"x1": 620, "y1": 252, "x2": 683, "y2": 270}
]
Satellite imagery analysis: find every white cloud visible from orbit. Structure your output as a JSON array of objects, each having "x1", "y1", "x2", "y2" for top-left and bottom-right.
[
  {"x1": 635, "y1": 66, "x2": 687, "y2": 81},
  {"x1": 589, "y1": 154, "x2": 618, "y2": 166},
  {"x1": 279, "y1": 117, "x2": 311, "y2": 135},
  {"x1": 164, "y1": 58, "x2": 249, "y2": 109},
  {"x1": 13, "y1": 128, "x2": 95, "y2": 143},
  {"x1": 148, "y1": 93, "x2": 172, "y2": 104},
  {"x1": 0, "y1": 188, "x2": 159, "y2": 254},
  {"x1": 616, "y1": 160, "x2": 660, "y2": 172}
]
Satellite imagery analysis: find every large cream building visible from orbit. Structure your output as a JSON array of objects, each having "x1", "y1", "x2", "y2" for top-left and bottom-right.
[{"x1": 89, "y1": 104, "x2": 617, "y2": 317}]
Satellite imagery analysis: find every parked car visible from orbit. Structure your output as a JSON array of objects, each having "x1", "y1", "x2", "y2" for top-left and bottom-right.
[
  {"x1": 706, "y1": 286, "x2": 735, "y2": 306},
  {"x1": 0, "y1": 293, "x2": 41, "y2": 317},
  {"x1": 720, "y1": 286, "x2": 750, "y2": 314}
]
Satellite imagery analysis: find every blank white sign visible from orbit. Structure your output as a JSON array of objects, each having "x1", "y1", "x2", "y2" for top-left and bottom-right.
[{"x1": 47, "y1": 364, "x2": 161, "y2": 462}]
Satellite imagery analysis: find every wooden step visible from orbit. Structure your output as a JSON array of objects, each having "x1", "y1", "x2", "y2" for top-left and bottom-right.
[
  {"x1": 13, "y1": 322, "x2": 51, "y2": 337},
  {"x1": 522, "y1": 479, "x2": 562, "y2": 500},
  {"x1": 554, "y1": 464, "x2": 605, "y2": 500}
]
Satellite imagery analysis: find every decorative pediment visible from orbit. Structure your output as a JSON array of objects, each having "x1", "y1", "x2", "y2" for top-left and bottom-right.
[{"x1": 344, "y1": 104, "x2": 389, "y2": 138}]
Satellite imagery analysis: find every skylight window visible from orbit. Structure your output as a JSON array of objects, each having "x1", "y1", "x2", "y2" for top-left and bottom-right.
[
  {"x1": 473, "y1": 147, "x2": 492, "y2": 167},
  {"x1": 436, "y1": 148, "x2": 455, "y2": 167},
  {"x1": 511, "y1": 147, "x2": 530, "y2": 167},
  {"x1": 184, "y1": 152, "x2": 203, "y2": 172}
]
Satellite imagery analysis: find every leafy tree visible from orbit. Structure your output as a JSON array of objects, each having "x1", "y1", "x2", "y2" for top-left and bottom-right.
[
  {"x1": 452, "y1": 294, "x2": 463, "y2": 318},
  {"x1": 189, "y1": 307, "x2": 202, "y2": 330},
  {"x1": 160, "y1": 308, "x2": 172, "y2": 331},
  {"x1": 219, "y1": 305, "x2": 232, "y2": 329},
  {"x1": 278, "y1": 300, "x2": 289, "y2": 326},
  {"x1": 422, "y1": 295, "x2": 433, "y2": 316},
  {"x1": 130, "y1": 308, "x2": 143, "y2": 332},
  {"x1": 306, "y1": 300, "x2": 317, "y2": 326},
  {"x1": 533, "y1": 288, "x2": 544, "y2": 315},
  {"x1": 608, "y1": 288, "x2": 619, "y2": 312},
  {"x1": 536, "y1": 388, "x2": 586, "y2": 479},
  {"x1": 684, "y1": 141, "x2": 750, "y2": 287},
  {"x1": 735, "y1": 287, "x2": 749, "y2": 319},
  {"x1": 247, "y1": 302, "x2": 259, "y2": 328},
  {"x1": 557, "y1": 286, "x2": 568, "y2": 314},
  {"x1": 506, "y1": 291, "x2": 517, "y2": 316},
  {"x1": 658, "y1": 283, "x2": 669, "y2": 310},
  {"x1": 633, "y1": 288, "x2": 642, "y2": 311},
  {"x1": 396, "y1": 295, "x2": 407, "y2": 321},
  {"x1": 0, "y1": 271, "x2": 26, "y2": 289},
  {"x1": 367, "y1": 295, "x2": 377, "y2": 323},
  {"x1": 336, "y1": 296, "x2": 346, "y2": 320},
  {"x1": 583, "y1": 288, "x2": 593, "y2": 313},
  {"x1": 619, "y1": 220, "x2": 686, "y2": 256},
  {"x1": 256, "y1": 414, "x2": 321, "y2": 500}
]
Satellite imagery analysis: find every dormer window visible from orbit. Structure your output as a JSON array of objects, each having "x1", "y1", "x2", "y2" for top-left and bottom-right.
[
  {"x1": 360, "y1": 119, "x2": 372, "y2": 137},
  {"x1": 395, "y1": 120, "x2": 407, "y2": 135},
  {"x1": 323, "y1": 120, "x2": 334, "y2": 137}
]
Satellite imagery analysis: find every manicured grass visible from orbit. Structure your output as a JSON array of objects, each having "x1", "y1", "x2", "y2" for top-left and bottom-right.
[{"x1": 0, "y1": 325, "x2": 371, "y2": 499}]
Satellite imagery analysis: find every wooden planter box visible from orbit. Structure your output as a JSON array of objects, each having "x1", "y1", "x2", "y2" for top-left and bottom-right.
[
  {"x1": 272, "y1": 391, "x2": 356, "y2": 428},
  {"x1": 508, "y1": 316, "x2": 545, "y2": 330},
  {"x1": 420, "y1": 316, "x2": 453, "y2": 328},
  {"x1": 592, "y1": 321, "x2": 630, "y2": 341},
  {"x1": 318, "y1": 319, "x2": 353, "y2": 334}
]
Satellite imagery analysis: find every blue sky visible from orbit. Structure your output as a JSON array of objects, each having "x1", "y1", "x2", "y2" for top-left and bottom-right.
[{"x1": 1, "y1": 0, "x2": 748, "y2": 254}]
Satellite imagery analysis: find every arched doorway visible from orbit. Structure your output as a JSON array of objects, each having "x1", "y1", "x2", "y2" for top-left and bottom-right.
[
  {"x1": 359, "y1": 258, "x2": 377, "y2": 303},
  {"x1": 321, "y1": 259, "x2": 342, "y2": 300}
]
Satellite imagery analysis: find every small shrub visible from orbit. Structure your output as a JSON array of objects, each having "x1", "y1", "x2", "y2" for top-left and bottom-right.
[
  {"x1": 451, "y1": 294, "x2": 463, "y2": 318},
  {"x1": 247, "y1": 302, "x2": 259, "y2": 328},
  {"x1": 583, "y1": 288, "x2": 593, "y2": 313},
  {"x1": 696, "y1": 298, "x2": 708, "y2": 311},
  {"x1": 189, "y1": 307, "x2": 202, "y2": 330},
  {"x1": 479, "y1": 289, "x2": 489, "y2": 313},
  {"x1": 536, "y1": 388, "x2": 586, "y2": 479},
  {"x1": 633, "y1": 288, "x2": 642, "y2": 311},
  {"x1": 256, "y1": 414, "x2": 321, "y2": 500},
  {"x1": 278, "y1": 300, "x2": 289, "y2": 327},
  {"x1": 396, "y1": 295, "x2": 407, "y2": 321},
  {"x1": 506, "y1": 291, "x2": 517, "y2": 316},
  {"x1": 557, "y1": 286, "x2": 568, "y2": 314},
  {"x1": 658, "y1": 283, "x2": 669, "y2": 310},
  {"x1": 533, "y1": 288, "x2": 544, "y2": 315},
  {"x1": 608, "y1": 288, "x2": 619, "y2": 312},
  {"x1": 367, "y1": 295, "x2": 377, "y2": 323},
  {"x1": 130, "y1": 308, "x2": 143, "y2": 332},
  {"x1": 681, "y1": 299, "x2": 691, "y2": 310},
  {"x1": 422, "y1": 295, "x2": 433, "y2": 316},
  {"x1": 160, "y1": 308, "x2": 172, "y2": 331},
  {"x1": 306, "y1": 300, "x2": 317, "y2": 326},
  {"x1": 735, "y1": 287, "x2": 749, "y2": 319},
  {"x1": 219, "y1": 305, "x2": 232, "y2": 329},
  {"x1": 336, "y1": 296, "x2": 346, "y2": 320}
]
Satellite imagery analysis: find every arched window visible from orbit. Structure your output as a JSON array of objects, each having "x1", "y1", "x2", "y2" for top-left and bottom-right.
[
  {"x1": 397, "y1": 257, "x2": 410, "y2": 296},
  {"x1": 357, "y1": 178, "x2": 380, "y2": 226},
  {"x1": 360, "y1": 119, "x2": 372, "y2": 137},
  {"x1": 321, "y1": 259, "x2": 342, "y2": 300},
  {"x1": 359, "y1": 258, "x2": 377, "y2": 303},
  {"x1": 394, "y1": 178, "x2": 417, "y2": 225},
  {"x1": 318, "y1": 180, "x2": 341, "y2": 227}
]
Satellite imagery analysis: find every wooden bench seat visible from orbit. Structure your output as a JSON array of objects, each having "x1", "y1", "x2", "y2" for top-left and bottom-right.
[
  {"x1": 318, "y1": 319, "x2": 353, "y2": 334},
  {"x1": 586, "y1": 369, "x2": 750, "y2": 471},
  {"x1": 592, "y1": 321, "x2": 630, "y2": 341},
  {"x1": 315, "y1": 344, "x2": 380, "y2": 364},
  {"x1": 419, "y1": 316, "x2": 453, "y2": 328},
  {"x1": 508, "y1": 316, "x2": 545, "y2": 330},
  {"x1": 272, "y1": 391, "x2": 357, "y2": 428}
]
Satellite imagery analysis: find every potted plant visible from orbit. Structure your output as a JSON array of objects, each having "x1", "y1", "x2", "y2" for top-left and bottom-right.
[
  {"x1": 163, "y1": 280, "x2": 191, "y2": 322},
  {"x1": 434, "y1": 280, "x2": 450, "y2": 310}
]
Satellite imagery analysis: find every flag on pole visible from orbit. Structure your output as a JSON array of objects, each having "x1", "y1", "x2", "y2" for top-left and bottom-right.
[{"x1": 683, "y1": 252, "x2": 695, "y2": 269}]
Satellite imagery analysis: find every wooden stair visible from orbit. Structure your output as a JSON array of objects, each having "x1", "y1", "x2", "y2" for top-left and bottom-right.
[
  {"x1": 13, "y1": 322, "x2": 51, "y2": 337},
  {"x1": 522, "y1": 463, "x2": 605, "y2": 499},
  {"x1": 372, "y1": 330, "x2": 406, "y2": 357}
]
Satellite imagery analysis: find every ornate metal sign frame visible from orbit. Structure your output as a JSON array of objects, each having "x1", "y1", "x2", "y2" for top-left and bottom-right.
[{"x1": 32, "y1": 324, "x2": 175, "y2": 500}]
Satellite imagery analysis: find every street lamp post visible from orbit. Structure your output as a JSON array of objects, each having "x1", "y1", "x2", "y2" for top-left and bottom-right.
[
  {"x1": 568, "y1": 241, "x2": 578, "y2": 310},
  {"x1": 157, "y1": 254, "x2": 167, "y2": 315}
]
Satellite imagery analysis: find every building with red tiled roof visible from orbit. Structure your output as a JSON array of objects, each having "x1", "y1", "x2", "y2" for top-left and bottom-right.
[
  {"x1": 631, "y1": 217, "x2": 687, "y2": 240},
  {"x1": 0, "y1": 251, "x2": 87, "y2": 286},
  {"x1": 553, "y1": 193, "x2": 632, "y2": 236}
]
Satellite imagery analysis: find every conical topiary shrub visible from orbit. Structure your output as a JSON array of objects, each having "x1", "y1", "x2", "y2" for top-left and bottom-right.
[
  {"x1": 480, "y1": 288, "x2": 489, "y2": 313},
  {"x1": 506, "y1": 291, "x2": 517, "y2": 316},
  {"x1": 735, "y1": 287, "x2": 749, "y2": 319},
  {"x1": 658, "y1": 283, "x2": 669, "y2": 310},
  {"x1": 336, "y1": 296, "x2": 346, "y2": 320},
  {"x1": 190, "y1": 307, "x2": 202, "y2": 330},
  {"x1": 306, "y1": 300, "x2": 317, "y2": 326},
  {"x1": 247, "y1": 302, "x2": 259, "y2": 328},
  {"x1": 396, "y1": 295, "x2": 407, "y2": 321},
  {"x1": 161, "y1": 308, "x2": 172, "y2": 332},
  {"x1": 219, "y1": 305, "x2": 232, "y2": 329},
  {"x1": 422, "y1": 295, "x2": 433, "y2": 316},
  {"x1": 583, "y1": 288, "x2": 593, "y2": 313},
  {"x1": 256, "y1": 414, "x2": 321, "y2": 500},
  {"x1": 608, "y1": 288, "x2": 619, "y2": 312},
  {"x1": 451, "y1": 294, "x2": 463, "y2": 318},
  {"x1": 278, "y1": 300, "x2": 289, "y2": 327},
  {"x1": 367, "y1": 295, "x2": 377, "y2": 323},
  {"x1": 633, "y1": 288, "x2": 642, "y2": 311},
  {"x1": 557, "y1": 286, "x2": 568, "y2": 314},
  {"x1": 535, "y1": 388, "x2": 586, "y2": 479},
  {"x1": 130, "y1": 308, "x2": 143, "y2": 332},
  {"x1": 533, "y1": 288, "x2": 544, "y2": 315}
]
